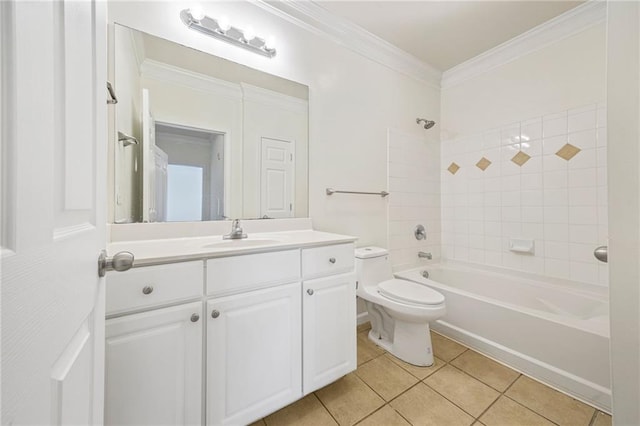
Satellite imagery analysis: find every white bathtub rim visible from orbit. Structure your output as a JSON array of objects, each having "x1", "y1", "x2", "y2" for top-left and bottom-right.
[
  {"x1": 438, "y1": 259, "x2": 609, "y2": 299},
  {"x1": 395, "y1": 267, "x2": 609, "y2": 338},
  {"x1": 432, "y1": 320, "x2": 612, "y2": 414}
]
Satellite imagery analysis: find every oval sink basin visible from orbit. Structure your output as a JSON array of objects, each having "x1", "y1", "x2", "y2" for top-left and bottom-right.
[{"x1": 203, "y1": 239, "x2": 282, "y2": 249}]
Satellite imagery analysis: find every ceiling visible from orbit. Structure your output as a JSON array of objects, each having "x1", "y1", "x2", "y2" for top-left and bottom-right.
[{"x1": 316, "y1": 1, "x2": 584, "y2": 71}]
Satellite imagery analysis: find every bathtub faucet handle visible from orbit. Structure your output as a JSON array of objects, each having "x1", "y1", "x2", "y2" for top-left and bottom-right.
[{"x1": 418, "y1": 251, "x2": 432, "y2": 260}]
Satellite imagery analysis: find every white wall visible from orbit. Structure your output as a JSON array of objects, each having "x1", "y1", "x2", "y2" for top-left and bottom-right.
[
  {"x1": 241, "y1": 84, "x2": 308, "y2": 219},
  {"x1": 112, "y1": 25, "x2": 142, "y2": 223},
  {"x1": 388, "y1": 129, "x2": 440, "y2": 271},
  {"x1": 141, "y1": 70, "x2": 244, "y2": 218},
  {"x1": 107, "y1": 1, "x2": 439, "y2": 248},
  {"x1": 439, "y1": 24, "x2": 607, "y2": 285}
]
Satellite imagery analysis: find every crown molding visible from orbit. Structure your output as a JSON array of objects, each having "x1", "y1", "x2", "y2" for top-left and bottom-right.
[
  {"x1": 140, "y1": 59, "x2": 242, "y2": 101},
  {"x1": 241, "y1": 83, "x2": 308, "y2": 114},
  {"x1": 252, "y1": 0, "x2": 442, "y2": 88},
  {"x1": 441, "y1": 0, "x2": 606, "y2": 89}
]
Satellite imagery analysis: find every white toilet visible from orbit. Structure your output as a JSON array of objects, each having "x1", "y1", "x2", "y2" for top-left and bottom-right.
[{"x1": 355, "y1": 247, "x2": 446, "y2": 366}]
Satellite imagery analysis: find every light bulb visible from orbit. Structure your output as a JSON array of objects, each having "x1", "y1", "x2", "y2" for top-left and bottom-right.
[
  {"x1": 243, "y1": 26, "x2": 255, "y2": 42},
  {"x1": 190, "y1": 5, "x2": 205, "y2": 21},
  {"x1": 265, "y1": 35, "x2": 276, "y2": 50},
  {"x1": 217, "y1": 15, "x2": 231, "y2": 32}
]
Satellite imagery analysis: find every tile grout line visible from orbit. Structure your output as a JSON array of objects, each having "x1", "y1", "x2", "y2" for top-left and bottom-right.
[
  {"x1": 311, "y1": 391, "x2": 342, "y2": 426},
  {"x1": 501, "y1": 394, "x2": 561, "y2": 426}
]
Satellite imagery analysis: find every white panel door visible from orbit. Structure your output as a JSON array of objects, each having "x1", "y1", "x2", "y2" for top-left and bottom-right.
[
  {"x1": 302, "y1": 273, "x2": 357, "y2": 394},
  {"x1": 260, "y1": 137, "x2": 294, "y2": 218},
  {"x1": 207, "y1": 283, "x2": 302, "y2": 425},
  {"x1": 105, "y1": 302, "x2": 203, "y2": 426},
  {"x1": 607, "y1": 2, "x2": 640, "y2": 424},
  {"x1": 1, "y1": 1, "x2": 107, "y2": 424},
  {"x1": 141, "y1": 88, "x2": 157, "y2": 222}
]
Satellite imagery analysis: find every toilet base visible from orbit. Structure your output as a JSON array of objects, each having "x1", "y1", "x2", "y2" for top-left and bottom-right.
[{"x1": 368, "y1": 321, "x2": 434, "y2": 367}]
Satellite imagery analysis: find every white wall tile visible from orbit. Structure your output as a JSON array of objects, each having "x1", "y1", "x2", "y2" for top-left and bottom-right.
[
  {"x1": 568, "y1": 109, "x2": 597, "y2": 133},
  {"x1": 521, "y1": 117, "x2": 542, "y2": 141},
  {"x1": 544, "y1": 170, "x2": 568, "y2": 188},
  {"x1": 439, "y1": 103, "x2": 606, "y2": 285},
  {"x1": 544, "y1": 188, "x2": 569, "y2": 206},
  {"x1": 543, "y1": 112, "x2": 568, "y2": 138},
  {"x1": 569, "y1": 206, "x2": 598, "y2": 225},
  {"x1": 569, "y1": 224, "x2": 598, "y2": 244},
  {"x1": 569, "y1": 243, "x2": 596, "y2": 263},
  {"x1": 545, "y1": 258, "x2": 571, "y2": 279},
  {"x1": 521, "y1": 190, "x2": 543, "y2": 206},
  {"x1": 570, "y1": 261, "x2": 599, "y2": 285},
  {"x1": 468, "y1": 248, "x2": 485, "y2": 264},
  {"x1": 522, "y1": 206, "x2": 543, "y2": 223},
  {"x1": 597, "y1": 107, "x2": 607, "y2": 129},
  {"x1": 568, "y1": 129, "x2": 597, "y2": 150},
  {"x1": 568, "y1": 168, "x2": 597, "y2": 188},
  {"x1": 522, "y1": 173, "x2": 543, "y2": 190},
  {"x1": 522, "y1": 223, "x2": 545, "y2": 240},
  {"x1": 545, "y1": 241, "x2": 569, "y2": 260},
  {"x1": 501, "y1": 124, "x2": 521, "y2": 146},
  {"x1": 543, "y1": 153, "x2": 567, "y2": 171},
  {"x1": 485, "y1": 251, "x2": 503, "y2": 266},
  {"x1": 544, "y1": 206, "x2": 569, "y2": 224},
  {"x1": 568, "y1": 188, "x2": 597, "y2": 206},
  {"x1": 543, "y1": 135, "x2": 567, "y2": 156},
  {"x1": 568, "y1": 148, "x2": 597, "y2": 169}
]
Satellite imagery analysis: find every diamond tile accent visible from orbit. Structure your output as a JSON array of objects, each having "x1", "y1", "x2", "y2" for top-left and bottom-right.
[
  {"x1": 510, "y1": 151, "x2": 531, "y2": 166},
  {"x1": 555, "y1": 143, "x2": 581, "y2": 161},
  {"x1": 476, "y1": 157, "x2": 492, "y2": 171},
  {"x1": 447, "y1": 162, "x2": 460, "y2": 175}
]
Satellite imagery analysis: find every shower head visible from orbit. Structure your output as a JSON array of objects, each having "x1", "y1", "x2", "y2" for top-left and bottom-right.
[{"x1": 416, "y1": 118, "x2": 436, "y2": 129}]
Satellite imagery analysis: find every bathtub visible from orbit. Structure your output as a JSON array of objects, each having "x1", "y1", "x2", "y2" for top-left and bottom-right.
[{"x1": 395, "y1": 262, "x2": 611, "y2": 412}]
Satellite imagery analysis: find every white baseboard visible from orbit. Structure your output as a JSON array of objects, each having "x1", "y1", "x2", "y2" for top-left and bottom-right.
[{"x1": 357, "y1": 312, "x2": 369, "y2": 326}]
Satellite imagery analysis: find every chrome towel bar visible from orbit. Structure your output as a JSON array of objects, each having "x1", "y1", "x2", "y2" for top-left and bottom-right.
[
  {"x1": 326, "y1": 188, "x2": 389, "y2": 197},
  {"x1": 107, "y1": 82, "x2": 118, "y2": 105}
]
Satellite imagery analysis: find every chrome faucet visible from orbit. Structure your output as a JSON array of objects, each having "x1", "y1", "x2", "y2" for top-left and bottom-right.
[
  {"x1": 223, "y1": 219, "x2": 247, "y2": 240},
  {"x1": 418, "y1": 251, "x2": 432, "y2": 260}
]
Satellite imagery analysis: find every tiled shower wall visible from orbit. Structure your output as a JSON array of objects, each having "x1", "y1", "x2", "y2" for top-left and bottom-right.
[
  {"x1": 387, "y1": 129, "x2": 441, "y2": 271},
  {"x1": 441, "y1": 103, "x2": 608, "y2": 286}
]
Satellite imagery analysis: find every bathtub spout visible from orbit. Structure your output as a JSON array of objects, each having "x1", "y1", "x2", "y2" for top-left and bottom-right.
[{"x1": 418, "y1": 251, "x2": 432, "y2": 259}]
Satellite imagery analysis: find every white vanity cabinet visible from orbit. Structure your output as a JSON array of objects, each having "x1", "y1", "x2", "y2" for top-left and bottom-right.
[
  {"x1": 206, "y1": 283, "x2": 302, "y2": 426},
  {"x1": 105, "y1": 233, "x2": 357, "y2": 426},
  {"x1": 105, "y1": 302, "x2": 203, "y2": 426},
  {"x1": 301, "y1": 244, "x2": 357, "y2": 394}
]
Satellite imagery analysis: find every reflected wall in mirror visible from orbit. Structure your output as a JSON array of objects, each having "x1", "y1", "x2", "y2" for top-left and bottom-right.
[{"x1": 112, "y1": 24, "x2": 309, "y2": 223}]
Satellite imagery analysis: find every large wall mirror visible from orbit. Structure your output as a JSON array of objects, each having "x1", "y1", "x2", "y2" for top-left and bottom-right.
[{"x1": 112, "y1": 24, "x2": 309, "y2": 223}]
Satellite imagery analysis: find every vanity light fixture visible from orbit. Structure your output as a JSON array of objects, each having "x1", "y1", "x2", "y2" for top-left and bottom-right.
[{"x1": 180, "y1": 8, "x2": 276, "y2": 58}]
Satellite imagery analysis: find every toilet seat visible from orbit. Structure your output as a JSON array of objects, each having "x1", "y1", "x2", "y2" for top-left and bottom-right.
[{"x1": 378, "y1": 279, "x2": 444, "y2": 306}]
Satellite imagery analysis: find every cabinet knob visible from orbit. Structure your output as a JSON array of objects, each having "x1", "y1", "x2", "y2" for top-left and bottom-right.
[
  {"x1": 142, "y1": 285, "x2": 154, "y2": 295},
  {"x1": 191, "y1": 313, "x2": 200, "y2": 322},
  {"x1": 307, "y1": 289, "x2": 314, "y2": 295},
  {"x1": 211, "y1": 310, "x2": 220, "y2": 319},
  {"x1": 329, "y1": 257, "x2": 336, "y2": 264}
]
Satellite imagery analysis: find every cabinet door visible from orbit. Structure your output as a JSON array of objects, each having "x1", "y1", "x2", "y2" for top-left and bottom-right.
[
  {"x1": 303, "y1": 272, "x2": 357, "y2": 394},
  {"x1": 207, "y1": 283, "x2": 302, "y2": 426},
  {"x1": 105, "y1": 302, "x2": 203, "y2": 426}
]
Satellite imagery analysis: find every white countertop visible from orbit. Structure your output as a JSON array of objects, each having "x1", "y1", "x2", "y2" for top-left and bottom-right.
[{"x1": 108, "y1": 230, "x2": 358, "y2": 267}]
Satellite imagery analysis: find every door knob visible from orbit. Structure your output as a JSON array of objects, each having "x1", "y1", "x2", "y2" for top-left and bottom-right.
[
  {"x1": 307, "y1": 289, "x2": 314, "y2": 295},
  {"x1": 594, "y1": 246, "x2": 608, "y2": 263},
  {"x1": 211, "y1": 310, "x2": 220, "y2": 319},
  {"x1": 98, "y1": 250, "x2": 134, "y2": 277}
]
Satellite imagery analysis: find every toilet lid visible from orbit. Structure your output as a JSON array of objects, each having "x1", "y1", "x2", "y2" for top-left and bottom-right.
[{"x1": 378, "y1": 279, "x2": 444, "y2": 306}]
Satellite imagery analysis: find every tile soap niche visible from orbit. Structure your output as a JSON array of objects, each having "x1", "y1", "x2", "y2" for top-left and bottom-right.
[{"x1": 509, "y1": 239, "x2": 535, "y2": 254}]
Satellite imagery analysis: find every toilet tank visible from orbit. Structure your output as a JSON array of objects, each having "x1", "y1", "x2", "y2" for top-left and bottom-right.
[{"x1": 355, "y1": 247, "x2": 394, "y2": 288}]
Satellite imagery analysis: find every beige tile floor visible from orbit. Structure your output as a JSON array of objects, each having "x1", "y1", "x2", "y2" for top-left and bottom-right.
[{"x1": 252, "y1": 324, "x2": 612, "y2": 426}]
